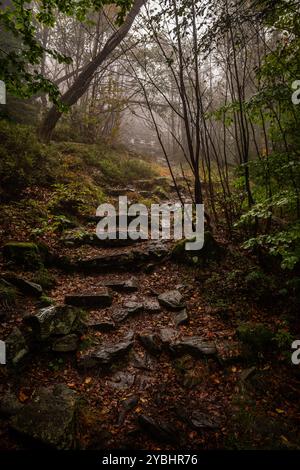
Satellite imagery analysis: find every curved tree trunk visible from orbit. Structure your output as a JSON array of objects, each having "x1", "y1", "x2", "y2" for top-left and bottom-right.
[{"x1": 38, "y1": 0, "x2": 145, "y2": 142}]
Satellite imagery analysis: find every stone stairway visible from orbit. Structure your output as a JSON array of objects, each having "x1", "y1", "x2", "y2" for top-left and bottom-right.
[{"x1": 1, "y1": 212, "x2": 228, "y2": 450}]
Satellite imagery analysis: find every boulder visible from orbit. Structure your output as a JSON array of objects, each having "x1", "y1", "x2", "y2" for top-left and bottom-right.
[
  {"x1": 3, "y1": 242, "x2": 43, "y2": 269},
  {"x1": 158, "y1": 290, "x2": 186, "y2": 310},
  {"x1": 52, "y1": 334, "x2": 79, "y2": 352},
  {"x1": 10, "y1": 384, "x2": 78, "y2": 449},
  {"x1": 24, "y1": 304, "x2": 82, "y2": 341},
  {"x1": 65, "y1": 288, "x2": 112, "y2": 308}
]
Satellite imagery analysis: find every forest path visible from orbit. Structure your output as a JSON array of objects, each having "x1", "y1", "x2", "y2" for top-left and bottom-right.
[{"x1": 1, "y1": 191, "x2": 298, "y2": 451}]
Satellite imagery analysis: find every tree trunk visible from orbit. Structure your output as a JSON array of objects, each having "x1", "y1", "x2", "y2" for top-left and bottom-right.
[{"x1": 38, "y1": 0, "x2": 145, "y2": 142}]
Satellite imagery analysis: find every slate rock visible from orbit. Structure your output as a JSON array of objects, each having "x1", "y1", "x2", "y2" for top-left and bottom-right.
[
  {"x1": 159, "y1": 328, "x2": 178, "y2": 346},
  {"x1": 85, "y1": 319, "x2": 115, "y2": 332},
  {"x1": 112, "y1": 308, "x2": 132, "y2": 323},
  {"x1": 2, "y1": 274, "x2": 42, "y2": 297},
  {"x1": 158, "y1": 290, "x2": 186, "y2": 310},
  {"x1": 123, "y1": 301, "x2": 143, "y2": 314},
  {"x1": 175, "y1": 309, "x2": 189, "y2": 327},
  {"x1": 78, "y1": 334, "x2": 134, "y2": 369},
  {"x1": 52, "y1": 334, "x2": 78, "y2": 352},
  {"x1": 65, "y1": 288, "x2": 112, "y2": 308},
  {"x1": 103, "y1": 279, "x2": 138, "y2": 292},
  {"x1": 143, "y1": 299, "x2": 161, "y2": 313},
  {"x1": 10, "y1": 384, "x2": 78, "y2": 449},
  {"x1": 170, "y1": 336, "x2": 217, "y2": 357}
]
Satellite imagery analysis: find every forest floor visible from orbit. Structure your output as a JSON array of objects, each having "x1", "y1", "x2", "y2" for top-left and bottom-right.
[{"x1": 0, "y1": 148, "x2": 300, "y2": 450}]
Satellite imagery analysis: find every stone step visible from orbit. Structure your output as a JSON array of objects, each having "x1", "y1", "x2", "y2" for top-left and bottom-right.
[
  {"x1": 65, "y1": 288, "x2": 112, "y2": 308},
  {"x1": 63, "y1": 242, "x2": 170, "y2": 273},
  {"x1": 61, "y1": 229, "x2": 147, "y2": 247}
]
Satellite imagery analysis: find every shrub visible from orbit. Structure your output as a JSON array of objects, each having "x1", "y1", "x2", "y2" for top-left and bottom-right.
[
  {"x1": 237, "y1": 322, "x2": 273, "y2": 357},
  {"x1": 0, "y1": 120, "x2": 59, "y2": 199},
  {"x1": 48, "y1": 181, "x2": 104, "y2": 216}
]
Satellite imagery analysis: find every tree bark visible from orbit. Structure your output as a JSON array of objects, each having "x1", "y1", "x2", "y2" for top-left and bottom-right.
[{"x1": 38, "y1": 0, "x2": 145, "y2": 142}]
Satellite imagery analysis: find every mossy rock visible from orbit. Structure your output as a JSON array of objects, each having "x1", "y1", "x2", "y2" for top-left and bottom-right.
[
  {"x1": 3, "y1": 242, "x2": 43, "y2": 269},
  {"x1": 172, "y1": 231, "x2": 223, "y2": 265},
  {"x1": 0, "y1": 279, "x2": 18, "y2": 306}
]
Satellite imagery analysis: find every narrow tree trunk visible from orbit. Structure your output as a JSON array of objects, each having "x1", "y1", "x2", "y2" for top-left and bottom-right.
[{"x1": 38, "y1": 0, "x2": 145, "y2": 142}]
